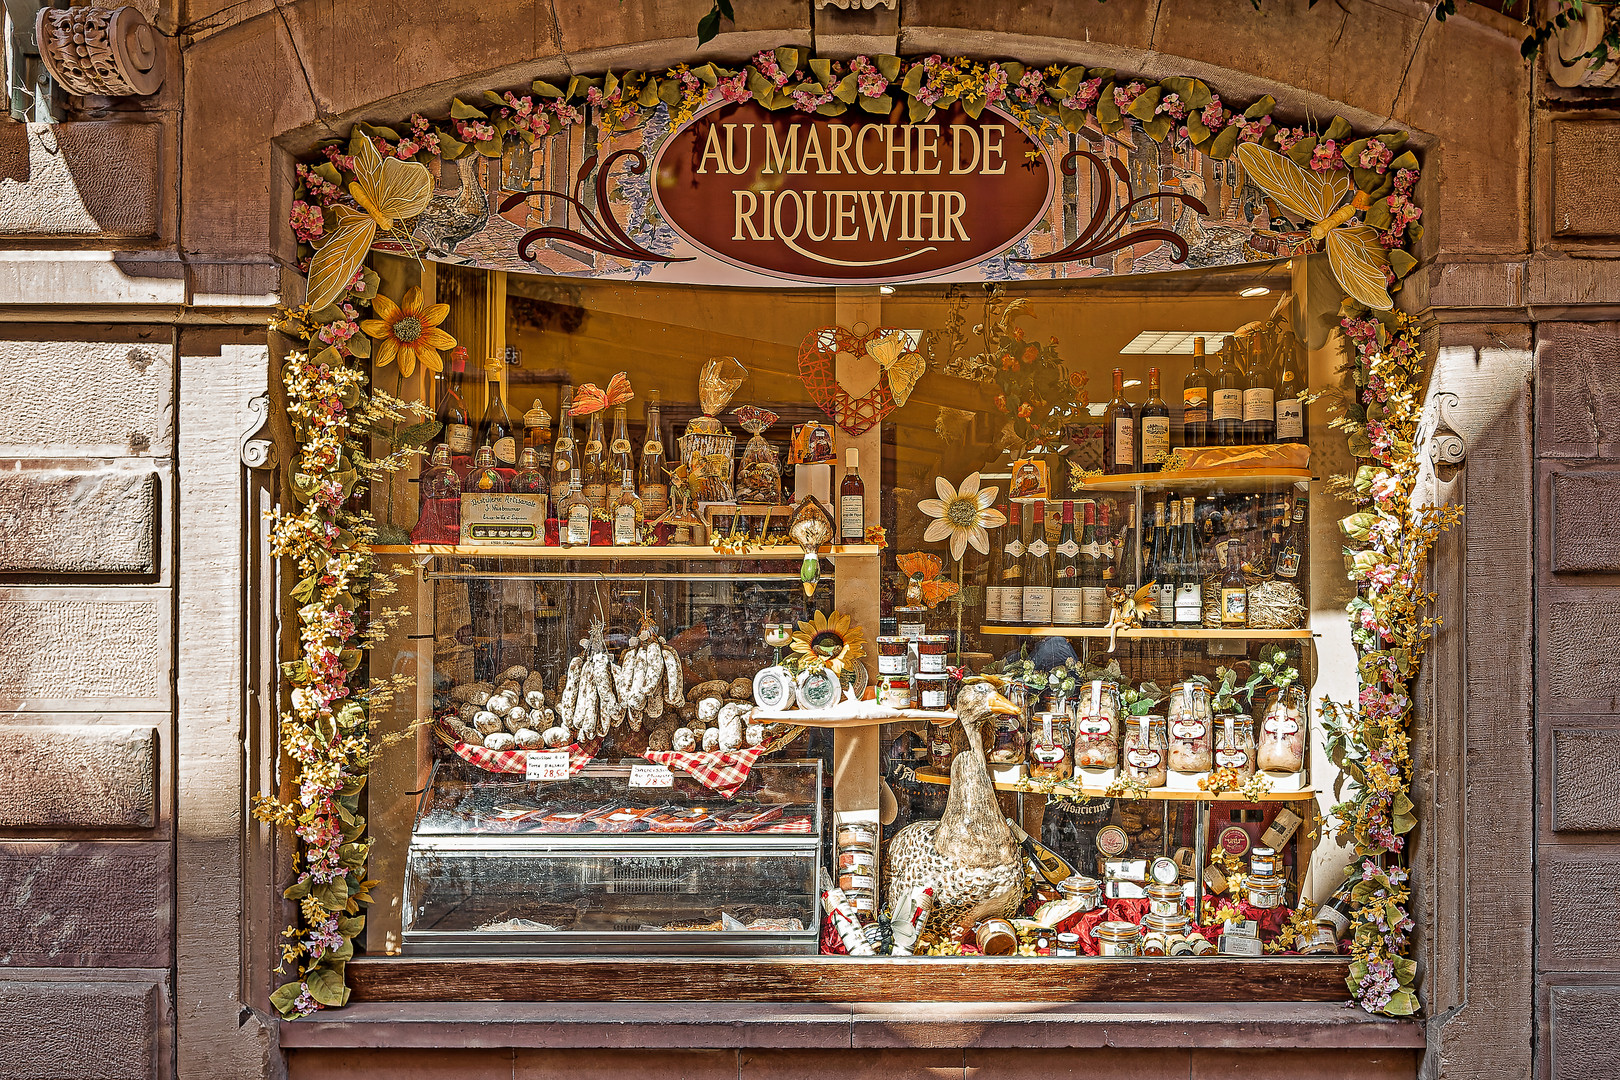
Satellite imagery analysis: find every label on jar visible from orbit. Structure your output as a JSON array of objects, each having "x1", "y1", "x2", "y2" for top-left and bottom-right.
[
  {"x1": 1052, "y1": 587, "x2": 1084, "y2": 625},
  {"x1": 845, "y1": 874, "x2": 876, "y2": 893},
  {"x1": 1214, "y1": 748, "x2": 1250, "y2": 769},
  {"x1": 1212, "y1": 388, "x2": 1244, "y2": 422},
  {"x1": 1096, "y1": 825, "x2": 1129, "y2": 856},
  {"x1": 493, "y1": 436, "x2": 518, "y2": 464},
  {"x1": 918, "y1": 652, "x2": 946, "y2": 674},
  {"x1": 1125, "y1": 747, "x2": 1162, "y2": 769},
  {"x1": 841, "y1": 495, "x2": 865, "y2": 541},
  {"x1": 1141, "y1": 416, "x2": 1170, "y2": 462},
  {"x1": 1112, "y1": 416, "x2": 1135, "y2": 466},
  {"x1": 1032, "y1": 744, "x2": 1067, "y2": 764},
  {"x1": 1081, "y1": 586, "x2": 1108, "y2": 626},
  {"x1": 919, "y1": 683, "x2": 949, "y2": 709},
  {"x1": 447, "y1": 423, "x2": 473, "y2": 454},
  {"x1": 1021, "y1": 585, "x2": 1052, "y2": 625},
  {"x1": 1077, "y1": 714, "x2": 1112, "y2": 736},
  {"x1": 1276, "y1": 398, "x2": 1304, "y2": 439},
  {"x1": 878, "y1": 654, "x2": 910, "y2": 676},
  {"x1": 1243, "y1": 386, "x2": 1275, "y2": 422},
  {"x1": 1217, "y1": 825, "x2": 1252, "y2": 856},
  {"x1": 1264, "y1": 715, "x2": 1300, "y2": 736},
  {"x1": 1170, "y1": 718, "x2": 1206, "y2": 740}
]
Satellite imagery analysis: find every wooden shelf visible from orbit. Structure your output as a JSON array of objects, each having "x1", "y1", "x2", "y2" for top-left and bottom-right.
[
  {"x1": 978, "y1": 625, "x2": 1312, "y2": 639},
  {"x1": 370, "y1": 544, "x2": 881, "y2": 560},
  {"x1": 1078, "y1": 467, "x2": 1312, "y2": 493},
  {"x1": 913, "y1": 767, "x2": 1314, "y2": 802}
]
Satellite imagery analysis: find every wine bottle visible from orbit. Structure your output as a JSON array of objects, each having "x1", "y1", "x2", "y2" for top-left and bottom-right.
[
  {"x1": 1079, "y1": 500, "x2": 1107, "y2": 627},
  {"x1": 1275, "y1": 330, "x2": 1307, "y2": 444},
  {"x1": 436, "y1": 347, "x2": 473, "y2": 457},
  {"x1": 1211, "y1": 339, "x2": 1245, "y2": 447},
  {"x1": 1005, "y1": 816, "x2": 1076, "y2": 886},
  {"x1": 1022, "y1": 501, "x2": 1053, "y2": 626},
  {"x1": 1220, "y1": 541, "x2": 1248, "y2": 625},
  {"x1": 1274, "y1": 490, "x2": 1306, "y2": 580},
  {"x1": 1098, "y1": 499, "x2": 1117, "y2": 602},
  {"x1": 639, "y1": 390, "x2": 669, "y2": 521},
  {"x1": 552, "y1": 384, "x2": 576, "y2": 518},
  {"x1": 1175, "y1": 496, "x2": 1203, "y2": 625},
  {"x1": 1116, "y1": 500, "x2": 1138, "y2": 589},
  {"x1": 1243, "y1": 329, "x2": 1276, "y2": 445},
  {"x1": 479, "y1": 358, "x2": 519, "y2": 465},
  {"x1": 1139, "y1": 366, "x2": 1172, "y2": 471},
  {"x1": 581, "y1": 410, "x2": 608, "y2": 511},
  {"x1": 1002, "y1": 503, "x2": 1027, "y2": 626},
  {"x1": 1104, "y1": 367, "x2": 1136, "y2": 474},
  {"x1": 1149, "y1": 500, "x2": 1172, "y2": 626},
  {"x1": 840, "y1": 448, "x2": 866, "y2": 544},
  {"x1": 1052, "y1": 501, "x2": 1083, "y2": 627},
  {"x1": 523, "y1": 399, "x2": 552, "y2": 467},
  {"x1": 984, "y1": 500, "x2": 1007, "y2": 625},
  {"x1": 1182, "y1": 337, "x2": 1212, "y2": 448}
]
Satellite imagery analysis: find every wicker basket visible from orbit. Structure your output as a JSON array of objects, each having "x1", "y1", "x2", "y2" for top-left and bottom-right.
[{"x1": 679, "y1": 427, "x2": 737, "y2": 503}]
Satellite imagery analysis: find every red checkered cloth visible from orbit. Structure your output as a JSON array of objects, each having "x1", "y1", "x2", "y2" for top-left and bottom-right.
[
  {"x1": 641, "y1": 745, "x2": 768, "y2": 798},
  {"x1": 756, "y1": 814, "x2": 814, "y2": 834},
  {"x1": 440, "y1": 723, "x2": 600, "y2": 777}
]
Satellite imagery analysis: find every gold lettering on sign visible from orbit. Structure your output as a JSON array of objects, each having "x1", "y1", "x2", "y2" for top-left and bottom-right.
[{"x1": 763, "y1": 127, "x2": 798, "y2": 175}]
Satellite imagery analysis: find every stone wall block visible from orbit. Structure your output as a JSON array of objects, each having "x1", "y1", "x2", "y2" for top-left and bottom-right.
[
  {"x1": 0, "y1": 842, "x2": 170, "y2": 967},
  {"x1": 0, "y1": 973, "x2": 164, "y2": 1079},
  {"x1": 0, "y1": 123, "x2": 161, "y2": 240},
  {"x1": 0, "y1": 589, "x2": 171, "y2": 711},
  {"x1": 0, "y1": 328, "x2": 173, "y2": 459},
  {"x1": 1536, "y1": 321, "x2": 1620, "y2": 459},
  {"x1": 0, "y1": 723, "x2": 157, "y2": 829},
  {"x1": 1550, "y1": 470, "x2": 1620, "y2": 573},
  {"x1": 1553, "y1": 730, "x2": 1620, "y2": 833},
  {"x1": 1552, "y1": 120, "x2": 1620, "y2": 239},
  {"x1": 0, "y1": 462, "x2": 159, "y2": 575},
  {"x1": 1551, "y1": 987, "x2": 1620, "y2": 1080}
]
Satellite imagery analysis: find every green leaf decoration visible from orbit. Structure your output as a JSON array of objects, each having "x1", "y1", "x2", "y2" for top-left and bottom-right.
[
  {"x1": 1185, "y1": 112, "x2": 1210, "y2": 144},
  {"x1": 396, "y1": 420, "x2": 442, "y2": 447},
  {"x1": 901, "y1": 64, "x2": 927, "y2": 95},
  {"x1": 657, "y1": 78, "x2": 682, "y2": 107},
  {"x1": 1164, "y1": 76, "x2": 1212, "y2": 109},
  {"x1": 1383, "y1": 989, "x2": 1419, "y2": 1016},
  {"x1": 833, "y1": 72, "x2": 859, "y2": 104},
  {"x1": 858, "y1": 93, "x2": 893, "y2": 115},
  {"x1": 808, "y1": 58, "x2": 833, "y2": 87},
  {"x1": 1126, "y1": 86, "x2": 1162, "y2": 123},
  {"x1": 1000, "y1": 62, "x2": 1026, "y2": 85},
  {"x1": 305, "y1": 967, "x2": 349, "y2": 1008},
  {"x1": 603, "y1": 70, "x2": 620, "y2": 100},
  {"x1": 875, "y1": 54, "x2": 903, "y2": 82},
  {"x1": 338, "y1": 915, "x2": 366, "y2": 938},
  {"x1": 1286, "y1": 136, "x2": 1317, "y2": 169},
  {"x1": 476, "y1": 136, "x2": 505, "y2": 158},
  {"x1": 1406, "y1": 222, "x2": 1423, "y2": 243},
  {"x1": 565, "y1": 75, "x2": 598, "y2": 100},
  {"x1": 270, "y1": 982, "x2": 305, "y2": 1017},
  {"x1": 1243, "y1": 94, "x2": 1275, "y2": 119},
  {"x1": 1323, "y1": 115, "x2": 1354, "y2": 142},
  {"x1": 1053, "y1": 67, "x2": 1084, "y2": 98},
  {"x1": 283, "y1": 878, "x2": 312, "y2": 900},
  {"x1": 1087, "y1": 67, "x2": 1117, "y2": 80},
  {"x1": 312, "y1": 878, "x2": 350, "y2": 912},
  {"x1": 691, "y1": 63, "x2": 720, "y2": 87},
  {"x1": 1141, "y1": 115, "x2": 1174, "y2": 142},
  {"x1": 345, "y1": 333, "x2": 371, "y2": 359},
  {"x1": 311, "y1": 346, "x2": 342, "y2": 368},
  {"x1": 1379, "y1": 131, "x2": 1410, "y2": 155},
  {"x1": 355, "y1": 267, "x2": 380, "y2": 301},
  {"x1": 1341, "y1": 137, "x2": 1369, "y2": 168},
  {"x1": 449, "y1": 97, "x2": 488, "y2": 120},
  {"x1": 1208, "y1": 126, "x2": 1241, "y2": 160},
  {"x1": 531, "y1": 78, "x2": 563, "y2": 98},
  {"x1": 907, "y1": 97, "x2": 933, "y2": 123},
  {"x1": 775, "y1": 46, "x2": 805, "y2": 76},
  {"x1": 1095, "y1": 82, "x2": 1120, "y2": 126},
  {"x1": 961, "y1": 95, "x2": 988, "y2": 120},
  {"x1": 435, "y1": 128, "x2": 469, "y2": 160},
  {"x1": 817, "y1": 100, "x2": 850, "y2": 117},
  {"x1": 1363, "y1": 199, "x2": 1393, "y2": 231},
  {"x1": 1389, "y1": 150, "x2": 1419, "y2": 172}
]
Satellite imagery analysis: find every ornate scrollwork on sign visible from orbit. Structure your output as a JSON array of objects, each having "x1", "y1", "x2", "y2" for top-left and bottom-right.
[
  {"x1": 1014, "y1": 150, "x2": 1208, "y2": 266},
  {"x1": 240, "y1": 393, "x2": 276, "y2": 470},
  {"x1": 498, "y1": 149, "x2": 694, "y2": 266},
  {"x1": 35, "y1": 6, "x2": 164, "y2": 97}
]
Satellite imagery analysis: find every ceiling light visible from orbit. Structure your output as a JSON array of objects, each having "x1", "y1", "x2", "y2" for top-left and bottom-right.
[
  {"x1": 879, "y1": 285, "x2": 895, "y2": 294},
  {"x1": 1119, "y1": 331, "x2": 1232, "y2": 355},
  {"x1": 1240, "y1": 286, "x2": 1270, "y2": 297}
]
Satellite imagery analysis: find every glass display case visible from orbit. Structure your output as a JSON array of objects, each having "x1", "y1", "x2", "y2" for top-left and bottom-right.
[{"x1": 403, "y1": 759, "x2": 823, "y2": 956}]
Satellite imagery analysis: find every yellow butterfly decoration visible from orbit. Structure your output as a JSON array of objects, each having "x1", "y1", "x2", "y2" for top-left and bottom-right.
[
  {"x1": 1235, "y1": 142, "x2": 1392, "y2": 311},
  {"x1": 305, "y1": 134, "x2": 434, "y2": 311},
  {"x1": 867, "y1": 330, "x2": 927, "y2": 408}
]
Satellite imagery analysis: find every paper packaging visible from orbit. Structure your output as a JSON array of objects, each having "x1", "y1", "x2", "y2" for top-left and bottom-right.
[
  {"x1": 1104, "y1": 858, "x2": 1148, "y2": 882},
  {"x1": 460, "y1": 493, "x2": 546, "y2": 545},
  {"x1": 1218, "y1": 933, "x2": 1264, "y2": 956},
  {"x1": 1260, "y1": 807, "x2": 1303, "y2": 851},
  {"x1": 794, "y1": 462, "x2": 832, "y2": 507},
  {"x1": 1105, "y1": 880, "x2": 1147, "y2": 900}
]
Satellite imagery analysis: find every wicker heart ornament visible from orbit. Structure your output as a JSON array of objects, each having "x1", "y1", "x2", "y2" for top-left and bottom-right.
[{"x1": 798, "y1": 324, "x2": 907, "y2": 436}]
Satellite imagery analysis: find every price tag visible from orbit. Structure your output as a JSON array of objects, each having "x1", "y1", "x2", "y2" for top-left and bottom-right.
[
  {"x1": 628, "y1": 763, "x2": 675, "y2": 788},
  {"x1": 525, "y1": 750, "x2": 570, "y2": 782}
]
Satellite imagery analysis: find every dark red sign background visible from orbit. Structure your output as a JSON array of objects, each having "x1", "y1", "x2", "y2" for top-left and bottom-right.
[{"x1": 652, "y1": 102, "x2": 1053, "y2": 283}]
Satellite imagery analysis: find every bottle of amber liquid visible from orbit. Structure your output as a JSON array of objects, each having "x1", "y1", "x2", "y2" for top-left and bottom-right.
[
  {"x1": 1242, "y1": 329, "x2": 1276, "y2": 445},
  {"x1": 1220, "y1": 541, "x2": 1248, "y2": 625},
  {"x1": 1211, "y1": 340, "x2": 1245, "y2": 447},
  {"x1": 581, "y1": 409, "x2": 608, "y2": 512},
  {"x1": 839, "y1": 447, "x2": 865, "y2": 544},
  {"x1": 638, "y1": 390, "x2": 669, "y2": 522}
]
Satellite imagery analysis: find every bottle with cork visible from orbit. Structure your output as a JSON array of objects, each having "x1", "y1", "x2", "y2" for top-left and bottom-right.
[{"x1": 839, "y1": 447, "x2": 865, "y2": 545}]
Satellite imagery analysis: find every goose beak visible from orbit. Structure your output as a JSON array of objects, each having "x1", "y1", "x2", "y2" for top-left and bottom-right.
[{"x1": 987, "y1": 690, "x2": 1021, "y2": 716}]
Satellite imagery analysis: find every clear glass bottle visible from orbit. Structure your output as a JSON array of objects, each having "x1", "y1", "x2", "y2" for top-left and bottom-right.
[
  {"x1": 479, "y1": 358, "x2": 518, "y2": 465},
  {"x1": 1052, "y1": 500, "x2": 1083, "y2": 627},
  {"x1": 1211, "y1": 339, "x2": 1245, "y2": 447},
  {"x1": 639, "y1": 390, "x2": 669, "y2": 522},
  {"x1": 581, "y1": 410, "x2": 608, "y2": 511},
  {"x1": 421, "y1": 443, "x2": 461, "y2": 500},
  {"x1": 1242, "y1": 329, "x2": 1276, "y2": 445},
  {"x1": 1174, "y1": 496, "x2": 1203, "y2": 626},
  {"x1": 1220, "y1": 540, "x2": 1249, "y2": 626},
  {"x1": 609, "y1": 404, "x2": 635, "y2": 492},
  {"x1": 612, "y1": 472, "x2": 643, "y2": 546},
  {"x1": 468, "y1": 444, "x2": 506, "y2": 493},
  {"x1": 564, "y1": 473, "x2": 591, "y2": 547},
  {"x1": 511, "y1": 445, "x2": 547, "y2": 497},
  {"x1": 552, "y1": 385, "x2": 576, "y2": 519},
  {"x1": 1021, "y1": 501, "x2": 1052, "y2": 626},
  {"x1": 523, "y1": 400, "x2": 553, "y2": 467}
]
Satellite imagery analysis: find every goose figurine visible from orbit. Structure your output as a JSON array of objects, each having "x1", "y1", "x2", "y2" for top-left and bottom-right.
[{"x1": 883, "y1": 677, "x2": 1028, "y2": 939}]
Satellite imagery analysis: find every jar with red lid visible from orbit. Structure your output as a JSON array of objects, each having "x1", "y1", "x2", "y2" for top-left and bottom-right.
[
  {"x1": 916, "y1": 673, "x2": 950, "y2": 710},
  {"x1": 916, "y1": 634, "x2": 950, "y2": 674},
  {"x1": 877, "y1": 636, "x2": 911, "y2": 677}
]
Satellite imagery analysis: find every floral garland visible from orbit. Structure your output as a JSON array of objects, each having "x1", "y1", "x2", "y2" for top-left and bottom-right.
[
  {"x1": 1320, "y1": 309, "x2": 1462, "y2": 1015},
  {"x1": 252, "y1": 278, "x2": 429, "y2": 1018},
  {"x1": 287, "y1": 49, "x2": 1423, "y2": 290}
]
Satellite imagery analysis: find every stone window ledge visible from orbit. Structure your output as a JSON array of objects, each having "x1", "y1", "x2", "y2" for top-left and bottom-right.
[{"x1": 278, "y1": 1001, "x2": 1427, "y2": 1051}]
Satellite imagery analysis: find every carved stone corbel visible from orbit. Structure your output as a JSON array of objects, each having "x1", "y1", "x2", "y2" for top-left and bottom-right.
[
  {"x1": 241, "y1": 393, "x2": 277, "y2": 470},
  {"x1": 35, "y1": 6, "x2": 164, "y2": 98}
]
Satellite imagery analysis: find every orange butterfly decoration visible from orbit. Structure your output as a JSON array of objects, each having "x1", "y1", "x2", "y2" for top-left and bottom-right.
[
  {"x1": 569, "y1": 371, "x2": 635, "y2": 415},
  {"x1": 895, "y1": 552, "x2": 961, "y2": 610}
]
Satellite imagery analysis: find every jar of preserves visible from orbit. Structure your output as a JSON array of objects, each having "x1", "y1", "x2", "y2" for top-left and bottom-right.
[
  {"x1": 876, "y1": 636, "x2": 911, "y2": 677},
  {"x1": 927, "y1": 714, "x2": 957, "y2": 771},
  {"x1": 1211, "y1": 713, "x2": 1257, "y2": 780},
  {"x1": 1141, "y1": 931, "x2": 1168, "y2": 957},
  {"x1": 974, "y1": 917, "x2": 1019, "y2": 956},
  {"x1": 1146, "y1": 882, "x2": 1184, "y2": 918},
  {"x1": 1123, "y1": 715, "x2": 1168, "y2": 788},
  {"x1": 1249, "y1": 846, "x2": 1279, "y2": 876},
  {"x1": 1054, "y1": 931, "x2": 1081, "y2": 957},
  {"x1": 987, "y1": 686, "x2": 1029, "y2": 766},
  {"x1": 1257, "y1": 685, "x2": 1308, "y2": 774},
  {"x1": 1166, "y1": 680, "x2": 1212, "y2": 773},
  {"x1": 916, "y1": 634, "x2": 950, "y2": 674},
  {"x1": 916, "y1": 673, "x2": 950, "y2": 710},
  {"x1": 1095, "y1": 920, "x2": 1142, "y2": 957},
  {"x1": 1143, "y1": 911, "x2": 1190, "y2": 938},
  {"x1": 1074, "y1": 680, "x2": 1123, "y2": 770},
  {"x1": 1246, "y1": 872, "x2": 1286, "y2": 910},
  {"x1": 1028, "y1": 711, "x2": 1074, "y2": 781},
  {"x1": 879, "y1": 675, "x2": 911, "y2": 708},
  {"x1": 836, "y1": 821, "x2": 880, "y2": 916},
  {"x1": 1059, "y1": 875, "x2": 1102, "y2": 911}
]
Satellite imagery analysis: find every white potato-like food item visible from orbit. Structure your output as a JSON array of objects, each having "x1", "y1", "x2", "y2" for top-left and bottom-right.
[
  {"x1": 482, "y1": 732, "x2": 516, "y2": 751},
  {"x1": 540, "y1": 725, "x2": 571, "y2": 748},
  {"x1": 473, "y1": 711, "x2": 503, "y2": 736},
  {"x1": 525, "y1": 690, "x2": 546, "y2": 711},
  {"x1": 697, "y1": 696, "x2": 724, "y2": 724},
  {"x1": 702, "y1": 727, "x2": 722, "y2": 752},
  {"x1": 672, "y1": 727, "x2": 698, "y2": 752},
  {"x1": 487, "y1": 691, "x2": 517, "y2": 715},
  {"x1": 744, "y1": 723, "x2": 765, "y2": 747},
  {"x1": 506, "y1": 705, "x2": 529, "y2": 725},
  {"x1": 513, "y1": 728, "x2": 542, "y2": 749},
  {"x1": 716, "y1": 702, "x2": 750, "y2": 752}
]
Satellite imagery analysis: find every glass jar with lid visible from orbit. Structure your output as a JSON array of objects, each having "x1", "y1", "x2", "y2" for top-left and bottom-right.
[
  {"x1": 1028, "y1": 711, "x2": 1074, "y2": 781},
  {"x1": 1122, "y1": 715, "x2": 1168, "y2": 788},
  {"x1": 1095, "y1": 920, "x2": 1143, "y2": 957},
  {"x1": 1074, "y1": 679, "x2": 1124, "y2": 770},
  {"x1": 1166, "y1": 680, "x2": 1213, "y2": 773},
  {"x1": 1058, "y1": 874, "x2": 1102, "y2": 911},
  {"x1": 1257, "y1": 685, "x2": 1308, "y2": 774},
  {"x1": 987, "y1": 685, "x2": 1030, "y2": 766},
  {"x1": 1211, "y1": 712, "x2": 1257, "y2": 780}
]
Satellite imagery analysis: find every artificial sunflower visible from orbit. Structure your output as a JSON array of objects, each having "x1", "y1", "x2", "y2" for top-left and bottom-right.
[
  {"x1": 917, "y1": 472, "x2": 1007, "y2": 562},
  {"x1": 360, "y1": 286, "x2": 455, "y2": 377},
  {"x1": 788, "y1": 609, "x2": 867, "y2": 675}
]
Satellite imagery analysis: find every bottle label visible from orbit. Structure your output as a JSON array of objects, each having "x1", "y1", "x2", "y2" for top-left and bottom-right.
[
  {"x1": 584, "y1": 440, "x2": 603, "y2": 456},
  {"x1": 640, "y1": 484, "x2": 669, "y2": 520},
  {"x1": 1057, "y1": 539, "x2": 1080, "y2": 558},
  {"x1": 614, "y1": 505, "x2": 640, "y2": 545},
  {"x1": 1082, "y1": 540, "x2": 1102, "y2": 559},
  {"x1": 840, "y1": 495, "x2": 865, "y2": 541},
  {"x1": 1221, "y1": 588, "x2": 1248, "y2": 622},
  {"x1": 1212, "y1": 389, "x2": 1243, "y2": 422},
  {"x1": 493, "y1": 436, "x2": 517, "y2": 464},
  {"x1": 1182, "y1": 386, "x2": 1208, "y2": 422},
  {"x1": 1028, "y1": 538, "x2": 1049, "y2": 559},
  {"x1": 1081, "y1": 586, "x2": 1108, "y2": 626},
  {"x1": 1052, "y1": 588, "x2": 1084, "y2": 624},
  {"x1": 583, "y1": 484, "x2": 607, "y2": 510},
  {"x1": 611, "y1": 438, "x2": 632, "y2": 455},
  {"x1": 1276, "y1": 548, "x2": 1301, "y2": 579},
  {"x1": 1001, "y1": 588, "x2": 1023, "y2": 624},
  {"x1": 1175, "y1": 581, "x2": 1202, "y2": 619},
  {"x1": 1276, "y1": 399, "x2": 1304, "y2": 439},
  {"x1": 1142, "y1": 416, "x2": 1170, "y2": 461},
  {"x1": 447, "y1": 424, "x2": 473, "y2": 454},
  {"x1": 1005, "y1": 540, "x2": 1025, "y2": 561},
  {"x1": 644, "y1": 439, "x2": 664, "y2": 455},
  {"x1": 985, "y1": 585, "x2": 1004, "y2": 623},
  {"x1": 554, "y1": 437, "x2": 575, "y2": 455},
  {"x1": 567, "y1": 505, "x2": 591, "y2": 545},
  {"x1": 1021, "y1": 587, "x2": 1052, "y2": 625},
  {"x1": 1243, "y1": 387, "x2": 1275, "y2": 423},
  {"x1": 1157, "y1": 583, "x2": 1176, "y2": 623},
  {"x1": 1112, "y1": 417, "x2": 1134, "y2": 466}
]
